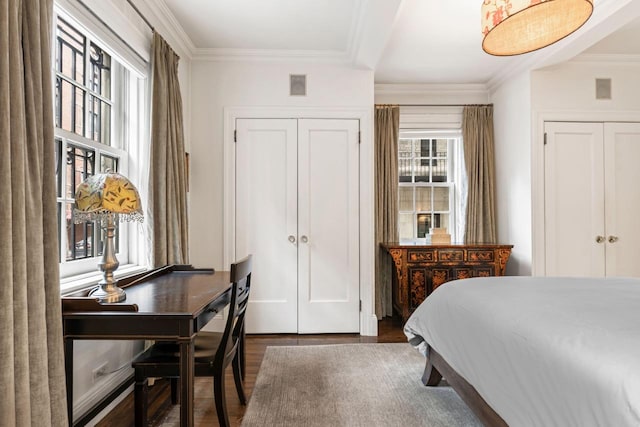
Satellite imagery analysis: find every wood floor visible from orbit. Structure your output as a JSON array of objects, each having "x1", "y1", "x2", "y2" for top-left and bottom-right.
[{"x1": 96, "y1": 317, "x2": 407, "y2": 427}]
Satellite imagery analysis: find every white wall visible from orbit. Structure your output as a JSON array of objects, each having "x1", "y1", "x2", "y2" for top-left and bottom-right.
[
  {"x1": 490, "y1": 72, "x2": 533, "y2": 276},
  {"x1": 188, "y1": 61, "x2": 374, "y2": 269},
  {"x1": 530, "y1": 58, "x2": 640, "y2": 274}
]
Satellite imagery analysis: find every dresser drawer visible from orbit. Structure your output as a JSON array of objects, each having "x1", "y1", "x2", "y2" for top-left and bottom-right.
[{"x1": 407, "y1": 249, "x2": 436, "y2": 263}]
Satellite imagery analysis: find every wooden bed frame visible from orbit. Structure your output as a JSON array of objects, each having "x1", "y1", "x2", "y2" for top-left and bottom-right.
[{"x1": 422, "y1": 345, "x2": 508, "y2": 427}]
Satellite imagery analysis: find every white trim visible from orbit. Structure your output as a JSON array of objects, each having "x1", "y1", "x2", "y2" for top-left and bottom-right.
[
  {"x1": 192, "y1": 48, "x2": 350, "y2": 63},
  {"x1": 133, "y1": 0, "x2": 196, "y2": 59},
  {"x1": 223, "y1": 106, "x2": 376, "y2": 336},
  {"x1": 54, "y1": 0, "x2": 148, "y2": 77},
  {"x1": 571, "y1": 53, "x2": 640, "y2": 64},
  {"x1": 60, "y1": 264, "x2": 148, "y2": 294},
  {"x1": 72, "y1": 366, "x2": 133, "y2": 423},
  {"x1": 531, "y1": 110, "x2": 640, "y2": 276},
  {"x1": 375, "y1": 83, "x2": 488, "y2": 98},
  {"x1": 345, "y1": 0, "x2": 367, "y2": 62}
]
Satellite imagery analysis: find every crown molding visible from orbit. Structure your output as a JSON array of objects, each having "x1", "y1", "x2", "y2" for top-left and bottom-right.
[
  {"x1": 133, "y1": 0, "x2": 196, "y2": 59},
  {"x1": 375, "y1": 83, "x2": 489, "y2": 97},
  {"x1": 570, "y1": 53, "x2": 640, "y2": 64},
  {"x1": 346, "y1": 0, "x2": 367, "y2": 62},
  {"x1": 192, "y1": 47, "x2": 351, "y2": 63}
]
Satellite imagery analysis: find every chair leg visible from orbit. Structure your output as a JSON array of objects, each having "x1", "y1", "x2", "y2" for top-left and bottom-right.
[
  {"x1": 170, "y1": 377, "x2": 179, "y2": 404},
  {"x1": 240, "y1": 327, "x2": 246, "y2": 381},
  {"x1": 214, "y1": 372, "x2": 230, "y2": 427},
  {"x1": 232, "y1": 354, "x2": 247, "y2": 405},
  {"x1": 134, "y1": 377, "x2": 149, "y2": 427}
]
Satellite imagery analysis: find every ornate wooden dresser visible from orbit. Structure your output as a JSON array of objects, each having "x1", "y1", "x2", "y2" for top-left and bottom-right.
[{"x1": 382, "y1": 243, "x2": 513, "y2": 322}]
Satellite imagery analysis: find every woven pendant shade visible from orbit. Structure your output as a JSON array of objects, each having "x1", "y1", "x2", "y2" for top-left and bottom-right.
[{"x1": 482, "y1": 0, "x2": 594, "y2": 56}]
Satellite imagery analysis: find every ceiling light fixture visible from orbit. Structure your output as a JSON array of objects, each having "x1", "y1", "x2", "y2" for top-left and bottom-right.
[{"x1": 481, "y1": 0, "x2": 594, "y2": 56}]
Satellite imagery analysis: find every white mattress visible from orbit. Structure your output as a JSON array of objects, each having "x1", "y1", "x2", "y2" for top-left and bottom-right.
[{"x1": 404, "y1": 276, "x2": 640, "y2": 427}]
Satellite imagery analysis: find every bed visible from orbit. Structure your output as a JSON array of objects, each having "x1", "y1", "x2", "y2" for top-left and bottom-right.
[{"x1": 404, "y1": 276, "x2": 640, "y2": 427}]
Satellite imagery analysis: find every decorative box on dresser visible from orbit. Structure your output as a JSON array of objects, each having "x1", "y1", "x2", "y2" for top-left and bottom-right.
[{"x1": 382, "y1": 243, "x2": 513, "y2": 322}]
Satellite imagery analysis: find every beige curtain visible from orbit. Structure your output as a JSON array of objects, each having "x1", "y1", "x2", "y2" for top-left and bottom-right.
[
  {"x1": 0, "y1": 0, "x2": 68, "y2": 425},
  {"x1": 374, "y1": 105, "x2": 400, "y2": 319},
  {"x1": 462, "y1": 105, "x2": 497, "y2": 243},
  {"x1": 149, "y1": 32, "x2": 189, "y2": 267}
]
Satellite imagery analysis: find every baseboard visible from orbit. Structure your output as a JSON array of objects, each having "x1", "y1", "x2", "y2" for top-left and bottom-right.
[
  {"x1": 73, "y1": 367, "x2": 133, "y2": 424},
  {"x1": 360, "y1": 313, "x2": 378, "y2": 336}
]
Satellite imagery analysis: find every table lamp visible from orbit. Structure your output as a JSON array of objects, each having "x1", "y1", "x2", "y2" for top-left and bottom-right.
[{"x1": 74, "y1": 172, "x2": 144, "y2": 302}]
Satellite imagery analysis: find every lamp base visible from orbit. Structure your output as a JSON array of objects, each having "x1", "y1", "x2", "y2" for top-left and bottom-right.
[{"x1": 89, "y1": 283, "x2": 126, "y2": 303}]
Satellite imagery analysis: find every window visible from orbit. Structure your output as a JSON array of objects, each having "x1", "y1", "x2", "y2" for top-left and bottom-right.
[
  {"x1": 54, "y1": 9, "x2": 147, "y2": 283},
  {"x1": 398, "y1": 132, "x2": 464, "y2": 243}
]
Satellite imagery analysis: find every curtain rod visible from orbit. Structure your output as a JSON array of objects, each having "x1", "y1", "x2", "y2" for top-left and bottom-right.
[{"x1": 125, "y1": 0, "x2": 155, "y2": 32}]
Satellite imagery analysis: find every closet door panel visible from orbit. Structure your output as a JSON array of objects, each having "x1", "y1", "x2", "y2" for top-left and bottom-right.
[
  {"x1": 604, "y1": 123, "x2": 640, "y2": 277},
  {"x1": 297, "y1": 119, "x2": 360, "y2": 333},
  {"x1": 544, "y1": 122, "x2": 605, "y2": 277},
  {"x1": 236, "y1": 118, "x2": 298, "y2": 333}
]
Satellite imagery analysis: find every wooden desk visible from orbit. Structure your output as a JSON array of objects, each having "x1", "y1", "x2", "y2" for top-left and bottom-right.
[
  {"x1": 62, "y1": 265, "x2": 232, "y2": 427},
  {"x1": 382, "y1": 243, "x2": 512, "y2": 322}
]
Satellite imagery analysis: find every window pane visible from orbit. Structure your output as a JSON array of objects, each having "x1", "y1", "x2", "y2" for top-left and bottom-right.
[
  {"x1": 66, "y1": 145, "x2": 95, "y2": 198},
  {"x1": 414, "y1": 159, "x2": 429, "y2": 182},
  {"x1": 399, "y1": 140, "x2": 412, "y2": 183},
  {"x1": 415, "y1": 139, "x2": 432, "y2": 157},
  {"x1": 398, "y1": 213, "x2": 414, "y2": 242},
  {"x1": 100, "y1": 154, "x2": 118, "y2": 173},
  {"x1": 55, "y1": 138, "x2": 62, "y2": 197},
  {"x1": 433, "y1": 187, "x2": 450, "y2": 211},
  {"x1": 435, "y1": 139, "x2": 448, "y2": 157},
  {"x1": 88, "y1": 95, "x2": 111, "y2": 144},
  {"x1": 56, "y1": 78, "x2": 85, "y2": 135},
  {"x1": 415, "y1": 187, "x2": 431, "y2": 211},
  {"x1": 56, "y1": 18, "x2": 85, "y2": 83},
  {"x1": 90, "y1": 43, "x2": 111, "y2": 98},
  {"x1": 417, "y1": 213, "x2": 431, "y2": 238},
  {"x1": 432, "y1": 158, "x2": 447, "y2": 182},
  {"x1": 398, "y1": 187, "x2": 413, "y2": 211},
  {"x1": 66, "y1": 203, "x2": 95, "y2": 261},
  {"x1": 434, "y1": 213, "x2": 450, "y2": 231}
]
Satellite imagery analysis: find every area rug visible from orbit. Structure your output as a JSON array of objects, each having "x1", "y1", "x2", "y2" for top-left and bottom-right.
[{"x1": 241, "y1": 343, "x2": 481, "y2": 427}]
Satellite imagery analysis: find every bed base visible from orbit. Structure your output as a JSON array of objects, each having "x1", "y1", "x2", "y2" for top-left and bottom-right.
[{"x1": 423, "y1": 346, "x2": 508, "y2": 427}]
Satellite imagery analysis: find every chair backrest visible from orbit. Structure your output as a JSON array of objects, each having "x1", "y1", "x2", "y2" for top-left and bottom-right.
[{"x1": 215, "y1": 255, "x2": 252, "y2": 369}]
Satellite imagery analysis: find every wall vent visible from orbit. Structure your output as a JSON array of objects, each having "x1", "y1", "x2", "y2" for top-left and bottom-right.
[
  {"x1": 595, "y1": 78, "x2": 612, "y2": 100},
  {"x1": 290, "y1": 74, "x2": 306, "y2": 96}
]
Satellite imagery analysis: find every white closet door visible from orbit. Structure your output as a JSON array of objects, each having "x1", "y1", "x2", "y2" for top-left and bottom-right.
[
  {"x1": 544, "y1": 122, "x2": 605, "y2": 276},
  {"x1": 604, "y1": 123, "x2": 640, "y2": 277},
  {"x1": 297, "y1": 119, "x2": 360, "y2": 333},
  {"x1": 236, "y1": 118, "x2": 298, "y2": 333}
]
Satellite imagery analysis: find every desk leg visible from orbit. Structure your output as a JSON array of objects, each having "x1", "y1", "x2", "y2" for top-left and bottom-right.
[
  {"x1": 180, "y1": 340, "x2": 195, "y2": 427},
  {"x1": 64, "y1": 338, "x2": 73, "y2": 426}
]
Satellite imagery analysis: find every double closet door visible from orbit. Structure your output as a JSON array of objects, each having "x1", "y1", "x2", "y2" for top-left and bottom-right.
[
  {"x1": 235, "y1": 118, "x2": 360, "y2": 334},
  {"x1": 544, "y1": 121, "x2": 640, "y2": 277}
]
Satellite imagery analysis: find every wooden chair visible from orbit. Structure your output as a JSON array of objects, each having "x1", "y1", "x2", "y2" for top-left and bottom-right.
[{"x1": 132, "y1": 255, "x2": 252, "y2": 427}]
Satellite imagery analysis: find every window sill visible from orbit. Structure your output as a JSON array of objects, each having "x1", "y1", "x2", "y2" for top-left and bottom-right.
[{"x1": 60, "y1": 264, "x2": 149, "y2": 295}]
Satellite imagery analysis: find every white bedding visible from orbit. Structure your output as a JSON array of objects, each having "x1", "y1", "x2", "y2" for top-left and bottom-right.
[{"x1": 404, "y1": 276, "x2": 640, "y2": 427}]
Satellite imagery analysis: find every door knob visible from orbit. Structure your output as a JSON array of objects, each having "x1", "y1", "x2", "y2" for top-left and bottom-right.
[
  {"x1": 595, "y1": 235, "x2": 605, "y2": 243},
  {"x1": 300, "y1": 235, "x2": 308, "y2": 243},
  {"x1": 608, "y1": 235, "x2": 619, "y2": 243},
  {"x1": 288, "y1": 235, "x2": 296, "y2": 244}
]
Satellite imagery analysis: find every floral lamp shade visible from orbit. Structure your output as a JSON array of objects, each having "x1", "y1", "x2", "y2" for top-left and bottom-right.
[
  {"x1": 74, "y1": 172, "x2": 143, "y2": 222},
  {"x1": 481, "y1": 0, "x2": 594, "y2": 56},
  {"x1": 73, "y1": 172, "x2": 143, "y2": 303}
]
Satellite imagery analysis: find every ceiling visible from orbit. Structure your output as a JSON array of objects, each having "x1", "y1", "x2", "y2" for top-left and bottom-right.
[{"x1": 162, "y1": 0, "x2": 640, "y2": 86}]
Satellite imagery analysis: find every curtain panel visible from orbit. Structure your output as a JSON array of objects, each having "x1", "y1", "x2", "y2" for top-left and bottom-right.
[
  {"x1": 462, "y1": 105, "x2": 497, "y2": 243},
  {"x1": 0, "y1": 0, "x2": 68, "y2": 424},
  {"x1": 149, "y1": 32, "x2": 189, "y2": 267},
  {"x1": 374, "y1": 105, "x2": 400, "y2": 318}
]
